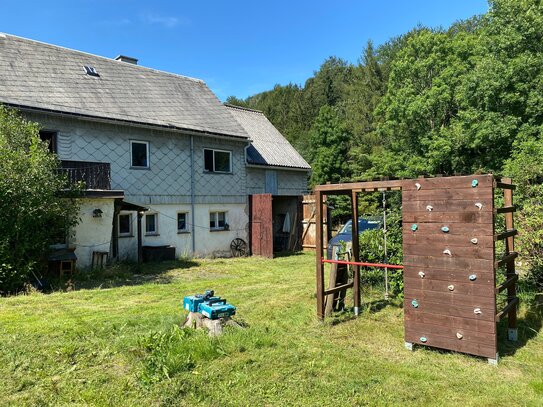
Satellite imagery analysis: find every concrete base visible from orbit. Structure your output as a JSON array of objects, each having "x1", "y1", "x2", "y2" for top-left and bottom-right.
[
  {"x1": 488, "y1": 353, "x2": 499, "y2": 366},
  {"x1": 183, "y1": 311, "x2": 241, "y2": 336},
  {"x1": 405, "y1": 341, "x2": 414, "y2": 351},
  {"x1": 508, "y1": 328, "x2": 518, "y2": 342},
  {"x1": 354, "y1": 306, "x2": 360, "y2": 316}
]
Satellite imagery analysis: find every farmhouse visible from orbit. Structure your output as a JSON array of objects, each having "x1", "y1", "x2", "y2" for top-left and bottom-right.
[{"x1": 0, "y1": 33, "x2": 310, "y2": 267}]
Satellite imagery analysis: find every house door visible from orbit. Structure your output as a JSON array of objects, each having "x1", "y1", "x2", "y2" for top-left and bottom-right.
[{"x1": 250, "y1": 193, "x2": 273, "y2": 258}]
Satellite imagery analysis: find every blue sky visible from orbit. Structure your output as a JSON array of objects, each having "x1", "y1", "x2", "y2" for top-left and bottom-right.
[{"x1": 1, "y1": 0, "x2": 488, "y2": 100}]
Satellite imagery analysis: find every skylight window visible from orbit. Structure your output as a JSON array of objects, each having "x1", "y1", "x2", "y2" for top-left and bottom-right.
[{"x1": 84, "y1": 65, "x2": 99, "y2": 77}]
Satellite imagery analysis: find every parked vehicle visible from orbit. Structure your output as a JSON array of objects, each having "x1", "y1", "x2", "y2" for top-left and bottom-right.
[{"x1": 326, "y1": 218, "x2": 381, "y2": 259}]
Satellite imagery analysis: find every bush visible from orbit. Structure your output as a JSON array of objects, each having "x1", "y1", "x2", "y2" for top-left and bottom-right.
[{"x1": 0, "y1": 106, "x2": 79, "y2": 294}]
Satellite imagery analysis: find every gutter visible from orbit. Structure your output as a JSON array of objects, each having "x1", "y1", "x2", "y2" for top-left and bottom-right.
[
  {"x1": 190, "y1": 135, "x2": 196, "y2": 256},
  {"x1": 246, "y1": 163, "x2": 311, "y2": 173},
  {"x1": 9, "y1": 103, "x2": 250, "y2": 142}
]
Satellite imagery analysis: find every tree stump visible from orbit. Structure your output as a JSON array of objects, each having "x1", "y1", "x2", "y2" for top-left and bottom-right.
[{"x1": 183, "y1": 312, "x2": 241, "y2": 336}]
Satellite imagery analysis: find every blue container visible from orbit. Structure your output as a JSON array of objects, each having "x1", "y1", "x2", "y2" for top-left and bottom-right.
[
  {"x1": 199, "y1": 300, "x2": 236, "y2": 320},
  {"x1": 183, "y1": 295, "x2": 205, "y2": 312}
]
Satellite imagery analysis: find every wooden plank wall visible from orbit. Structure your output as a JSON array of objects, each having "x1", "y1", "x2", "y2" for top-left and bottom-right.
[
  {"x1": 250, "y1": 194, "x2": 274, "y2": 258},
  {"x1": 402, "y1": 174, "x2": 497, "y2": 359},
  {"x1": 301, "y1": 194, "x2": 328, "y2": 250}
]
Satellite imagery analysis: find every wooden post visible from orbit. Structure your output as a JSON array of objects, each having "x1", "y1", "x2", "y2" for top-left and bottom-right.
[
  {"x1": 502, "y1": 178, "x2": 517, "y2": 340},
  {"x1": 316, "y1": 190, "x2": 325, "y2": 320},
  {"x1": 137, "y1": 211, "x2": 143, "y2": 264},
  {"x1": 351, "y1": 190, "x2": 360, "y2": 316}
]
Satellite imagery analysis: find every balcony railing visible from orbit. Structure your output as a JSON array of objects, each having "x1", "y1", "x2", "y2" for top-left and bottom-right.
[{"x1": 59, "y1": 160, "x2": 111, "y2": 190}]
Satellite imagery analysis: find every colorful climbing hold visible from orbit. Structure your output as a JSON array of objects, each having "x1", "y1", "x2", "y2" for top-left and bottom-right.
[
  {"x1": 443, "y1": 249, "x2": 452, "y2": 256},
  {"x1": 472, "y1": 179, "x2": 479, "y2": 188},
  {"x1": 415, "y1": 182, "x2": 421, "y2": 190},
  {"x1": 411, "y1": 299, "x2": 419, "y2": 308},
  {"x1": 470, "y1": 238, "x2": 478, "y2": 245},
  {"x1": 420, "y1": 337, "x2": 427, "y2": 343},
  {"x1": 441, "y1": 226, "x2": 449, "y2": 233},
  {"x1": 411, "y1": 224, "x2": 418, "y2": 231},
  {"x1": 418, "y1": 271, "x2": 425, "y2": 278},
  {"x1": 426, "y1": 205, "x2": 433, "y2": 211},
  {"x1": 448, "y1": 285, "x2": 455, "y2": 291},
  {"x1": 469, "y1": 274, "x2": 477, "y2": 281},
  {"x1": 456, "y1": 332, "x2": 463, "y2": 340},
  {"x1": 474, "y1": 308, "x2": 482, "y2": 315},
  {"x1": 475, "y1": 202, "x2": 483, "y2": 210}
]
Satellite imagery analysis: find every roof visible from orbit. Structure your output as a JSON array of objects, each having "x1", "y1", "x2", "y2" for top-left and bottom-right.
[
  {"x1": 0, "y1": 33, "x2": 248, "y2": 139},
  {"x1": 225, "y1": 104, "x2": 311, "y2": 170}
]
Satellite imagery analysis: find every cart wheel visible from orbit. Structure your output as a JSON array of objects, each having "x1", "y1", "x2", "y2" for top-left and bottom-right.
[{"x1": 230, "y1": 238, "x2": 248, "y2": 257}]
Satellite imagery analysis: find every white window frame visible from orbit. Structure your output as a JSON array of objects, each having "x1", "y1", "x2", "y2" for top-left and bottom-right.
[
  {"x1": 145, "y1": 212, "x2": 158, "y2": 235},
  {"x1": 177, "y1": 212, "x2": 189, "y2": 233},
  {"x1": 203, "y1": 148, "x2": 232, "y2": 174},
  {"x1": 118, "y1": 213, "x2": 133, "y2": 237},
  {"x1": 209, "y1": 211, "x2": 228, "y2": 231},
  {"x1": 130, "y1": 140, "x2": 150, "y2": 169}
]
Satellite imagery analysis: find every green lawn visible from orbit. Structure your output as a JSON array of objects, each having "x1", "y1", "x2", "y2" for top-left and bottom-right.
[{"x1": 1, "y1": 253, "x2": 542, "y2": 406}]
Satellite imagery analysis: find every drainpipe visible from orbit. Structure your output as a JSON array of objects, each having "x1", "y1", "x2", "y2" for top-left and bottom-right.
[{"x1": 190, "y1": 135, "x2": 196, "y2": 256}]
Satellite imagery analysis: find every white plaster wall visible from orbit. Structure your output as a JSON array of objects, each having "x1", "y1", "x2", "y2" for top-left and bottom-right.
[
  {"x1": 72, "y1": 198, "x2": 115, "y2": 269},
  {"x1": 117, "y1": 202, "x2": 249, "y2": 260}
]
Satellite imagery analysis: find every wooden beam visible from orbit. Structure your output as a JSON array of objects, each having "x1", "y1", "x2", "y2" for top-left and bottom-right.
[
  {"x1": 495, "y1": 252, "x2": 518, "y2": 268},
  {"x1": 324, "y1": 281, "x2": 354, "y2": 296},
  {"x1": 315, "y1": 190, "x2": 325, "y2": 320},
  {"x1": 351, "y1": 190, "x2": 361, "y2": 316},
  {"x1": 496, "y1": 274, "x2": 519, "y2": 294},
  {"x1": 494, "y1": 229, "x2": 518, "y2": 241},
  {"x1": 495, "y1": 205, "x2": 516, "y2": 214},
  {"x1": 502, "y1": 182, "x2": 517, "y2": 331},
  {"x1": 496, "y1": 297, "x2": 519, "y2": 322},
  {"x1": 495, "y1": 182, "x2": 516, "y2": 190},
  {"x1": 315, "y1": 179, "x2": 405, "y2": 193}
]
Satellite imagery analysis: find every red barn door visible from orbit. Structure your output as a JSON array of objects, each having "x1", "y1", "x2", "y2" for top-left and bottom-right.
[{"x1": 250, "y1": 194, "x2": 273, "y2": 258}]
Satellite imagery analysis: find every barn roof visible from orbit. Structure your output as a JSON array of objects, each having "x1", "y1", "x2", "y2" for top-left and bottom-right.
[
  {"x1": 225, "y1": 104, "x2": 311, "y2": 170},
  {"x1": 0, "y1": 33, "x2": 248, "y2": 139}
]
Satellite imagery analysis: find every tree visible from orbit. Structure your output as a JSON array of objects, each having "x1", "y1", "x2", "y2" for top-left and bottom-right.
[{"x1": 0, "y1": 106, "x2": 79, "y2": 294}]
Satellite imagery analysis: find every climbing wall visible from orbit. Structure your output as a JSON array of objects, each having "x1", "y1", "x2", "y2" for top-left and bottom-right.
[{"x1": 402, "y1": 174, "x2": 497, "y2": 359}]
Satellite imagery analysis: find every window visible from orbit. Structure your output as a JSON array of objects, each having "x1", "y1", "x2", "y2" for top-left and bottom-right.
[
  {"x1": 118, "y1": 213, "x2": 132, "y2": 237},
  {"x1": 204, "y1": 149, "x2": 231, "y2": 173},
  {"x1": 131, "y1": 140, "x2": 149, "y2": 168},
  {"x1": 177, "y1": 212, "x2": 188, "y2": 232},
  {"x1": 145, "y1": 213, "x2": 158, "y2": 235},
  {"x1": 210, "y1": 211, "x2": 227, "y2": 231},
  {"x1": 84, "y1": 65, "x2": 100, "y2": 77},
  {"x1": 39, "y1": 130, "x2": 57, "y2": 153}
]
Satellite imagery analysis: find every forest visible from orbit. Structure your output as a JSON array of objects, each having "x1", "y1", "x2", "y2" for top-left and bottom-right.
[{"x1": 226, "y1": 0, "x2": 543, "y2": 292}]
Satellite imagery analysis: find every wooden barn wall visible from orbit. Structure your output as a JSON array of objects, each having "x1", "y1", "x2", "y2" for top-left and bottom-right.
[{"x1": 402, "y1": 174, "x2": 497, "y2": 359}]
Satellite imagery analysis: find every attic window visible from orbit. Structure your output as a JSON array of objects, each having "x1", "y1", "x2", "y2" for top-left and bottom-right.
[{"x1": 84, "y1": 65, "x2": 99, "y2": 77}]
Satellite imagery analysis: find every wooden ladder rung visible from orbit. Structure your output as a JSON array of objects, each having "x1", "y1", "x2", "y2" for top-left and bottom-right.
[
  {"x1": 495, "y1": 252, "x2": 518, "y2": 268},
  {"x1": 495, "y1": 205, "x2": 516, "y2": 214},
  {"x1": 494, "y1": 229, "x2": 518, "y2": 241},
  {"x1": 496, "y1": 297, "x2": 519, "y2": 322},
  {"x1": 496, "y1": 182, "x2": 516, "y2": 190},
  {"x1": 324, "y1": 281, "x2": 354, "y2": 296},
  {"x1": 496, "y1": 274, "x2": 518, "y2": 293}
]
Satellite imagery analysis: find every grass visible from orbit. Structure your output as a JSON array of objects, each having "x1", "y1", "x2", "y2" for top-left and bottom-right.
[{"x1": 0, "y1": 252, "x2": 542, "y2": 406}]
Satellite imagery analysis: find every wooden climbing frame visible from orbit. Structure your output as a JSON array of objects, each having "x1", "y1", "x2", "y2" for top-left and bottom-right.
[{"x1": 314, "y1": 174, "x2": 518, "y2": 363}]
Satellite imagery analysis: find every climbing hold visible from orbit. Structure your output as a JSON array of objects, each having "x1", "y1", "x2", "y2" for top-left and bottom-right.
[
  {"x1": 420, "y1": 336, "x2": 427, "y2": 343},
  {"x1": 470, "y1": 238, "x2": 478, "y2": 245},
  {"x1": 448, "y1": 284, "x2": 455, "y2": 291},
  {"x1": 474, "y1": 308, "x2": 482, "y2": 315},
  {"x1": 472, "y1": 179, "x2": 479, "y2": 188},
  {"x1": 441, "y1": 226, "x2": 450, "y2": 233},
  {"x1": 426, "y1": 205, "x2": 433, "y2": 211},
  {"x1": 469, "y1": 274, "x2": 477, "y2": 281},
  {"x1": 443, "y1": 249, "x2": 452, "y2": 256},
  {"x1": 456, "y1": 332, "x2": 463, "y2": 340},
  {"x1": 475, "y1": 202, "x2": 483, "y2": 210},
  {"x1": 411, "y1": 224, "x2": 418, "y2": 232},
  {"x1": 418, "y1": 271, "x2": 425, "y2": 278},
  {"x1": 411, "y1": 299, "x2": 419, "y2": 308},
  {"x1": 415, "y1": 182, "x2": 421, "y2": 191}
]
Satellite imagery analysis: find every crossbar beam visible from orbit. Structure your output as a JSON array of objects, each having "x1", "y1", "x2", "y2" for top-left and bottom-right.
[{"x1": 322, "y1": 259, "x2": 404, "y2": 269}]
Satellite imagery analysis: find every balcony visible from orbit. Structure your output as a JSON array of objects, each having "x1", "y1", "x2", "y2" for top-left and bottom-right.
[{"x1": 59, "y1": 160, "x2": 111, "y2": 190}]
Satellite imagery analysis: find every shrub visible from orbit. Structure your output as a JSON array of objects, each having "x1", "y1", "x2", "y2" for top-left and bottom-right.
[{"x1": 0, "y1": 106, "x2": 79, "y2": 294}]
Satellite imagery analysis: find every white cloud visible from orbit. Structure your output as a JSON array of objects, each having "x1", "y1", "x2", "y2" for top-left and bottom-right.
[{"x1": 140, "y1": 13, "x2": 188, "y2": 28}]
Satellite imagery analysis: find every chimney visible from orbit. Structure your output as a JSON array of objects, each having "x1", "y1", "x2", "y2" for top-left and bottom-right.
[{"x1": 115, "y1": 55, "x2": 138, "y2": 65}]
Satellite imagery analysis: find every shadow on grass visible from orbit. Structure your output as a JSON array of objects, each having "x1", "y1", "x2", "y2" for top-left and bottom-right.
[
  {"x1": 71, "y1": 259, "x2": 201, "y2": 291},
  {"x1": 498, "y1": 295, "x2": 543, "y2": 357},
  {"x1": 327, "y1": 298, "x2": 402, "y2": 326},
  {"x1": 273, "y1": 251, "x2": 306, "y2": 258}
]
